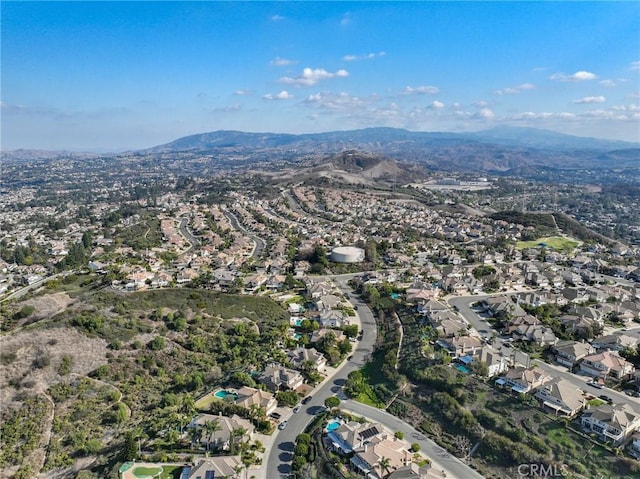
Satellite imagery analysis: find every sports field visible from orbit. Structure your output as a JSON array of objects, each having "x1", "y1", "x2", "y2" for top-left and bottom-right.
[{"x1": 516, "y1": 236, "x2": 579, "y2": 251}]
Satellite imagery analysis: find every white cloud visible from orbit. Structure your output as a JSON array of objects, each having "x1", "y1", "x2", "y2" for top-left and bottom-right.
[
  {"x1": 474, "y1": 108, "x2": 495, "y2": 119},
  {"x1": 630, "y1": 60, "x2": 640, "y2": 71},
  {"x1": 508, "y1": 106, "x2": 639, "y2": 122},
  {"x1": 631, "y1": 92, "x2": 640, "y2": 99},
  {"x1": 211, "y1": 104, "x2": 242, "y2": 112},
  {"x1": 278, "y1": 68, "x2": 349, "y2": 87},
  {"x1": 476, "y1": 108, "x2": 496, "y2": 120},
  {"x1": 234, "y1": 89, "x2": 252, "y2": 96},
  {"x1": 429, "y1": 100, "x2": 445, "y2": 109},
  {"x1": 474, "y1": 101, "x2": 490, "y2": 108},
  {"x1": 509, "y1": 111, "x2": 577, "y2": 120},
  {"x1": 341, "y1": 12, "x2": 352, "y2": 27},
  {"x1": 494, "y1": 83, "x2": 536, "y2": 95},
  {"x1": 549, "y1": 70, "x2": 597, "y2": 81},
  {"x1": 304, "y1": 91, "x2": 372, "y2": 111},
  {"x1": 572, "y1": 96, "x2": 606, "y2": 104},
  {"x1": 270, "y1": 15, "x2": 285, "y2": 21},
  {"x1": 403, "y1": 85, "x2": 439, "y2": 95},
  {"x1": 599, "y1": 80, "x2": 617, "y2": 87},
  {"x1": 342, "y1": 51, "x2": 386, "y2": 62},
  {"x1": 263, "y1": 90, "x2": 294, "y2": 100},
  {"x1": 270, "y1": 57, "x2": 295, "y2": 67}
]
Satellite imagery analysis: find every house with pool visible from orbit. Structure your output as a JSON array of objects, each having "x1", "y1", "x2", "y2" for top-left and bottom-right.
[{"x1": 323, "y1": 420, "x2": 426, "y2": 479}]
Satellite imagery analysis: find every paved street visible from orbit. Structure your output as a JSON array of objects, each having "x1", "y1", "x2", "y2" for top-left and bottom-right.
[
  {"x1": 263, "y1": 279, "x2": 377, "y2": 479},
  {"x1": 222, "y1": 209, "x2": 267, "y2": 259},
  {"x1": 264, "y1": 278, "x2": 484, "y2": 479},
  {"x1": 341, "y1": 401, "x2": 484, "y2": 479}
]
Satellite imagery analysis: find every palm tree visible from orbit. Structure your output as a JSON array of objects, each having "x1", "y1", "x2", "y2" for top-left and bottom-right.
[
  {"x1": 203, "y1": 419, "x2": 222, "y2": 452},
  {"x1": 377, "y1": 456, "x2": 392, "y2": 478},
  {"x1": 187, "y1": 426, "x2": 202, "y2": 449},
  {"x1": 230, "y1": 426, "x2": 248, "y2": 455}
]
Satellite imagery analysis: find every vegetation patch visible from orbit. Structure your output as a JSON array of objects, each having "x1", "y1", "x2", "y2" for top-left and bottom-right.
[{"x1": 516, "y1": 235, "x2": 579, "y2": 251}]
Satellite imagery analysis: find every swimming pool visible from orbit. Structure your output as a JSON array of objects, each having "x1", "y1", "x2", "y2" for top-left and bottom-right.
[
  {"x1": 327, "y1": 421, "x2": 341, "y2": 432},
  {"x1": 214, "y1": 390, "x2": 238, "y2": 400},
  {"x1": 455, "y1": 365, "x2": 471, "y2": 374}
]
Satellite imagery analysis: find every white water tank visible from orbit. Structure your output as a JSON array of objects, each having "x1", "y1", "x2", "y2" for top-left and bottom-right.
[{"x1": 330, "y1": 246, "x2": 365, "y2": 263}]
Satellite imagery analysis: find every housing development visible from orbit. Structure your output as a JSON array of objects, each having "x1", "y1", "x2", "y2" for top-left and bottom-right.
[{"x1": 1, "y1": 129, "x2": 640, "y2": 479}]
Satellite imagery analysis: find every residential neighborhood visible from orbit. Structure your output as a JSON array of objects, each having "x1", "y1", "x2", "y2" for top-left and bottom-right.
[{"x1": 2, "y1": 157, "x2": 640, "y2": 479}]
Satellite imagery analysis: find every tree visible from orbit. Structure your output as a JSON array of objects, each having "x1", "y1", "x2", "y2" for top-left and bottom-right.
[
  {"x1": 377, "y1": 456, "x2": 392, "y2": 477},
  {"x1": 324, "y1": 396, "x2": 340, "y2": 409},
  {"x1": 203, "y1": 419, "x2": 222, "y2": 451},
  {"x1": 276, "y1": 390, "x2": 300, "y2": 408},
  {"x1": 230, "y1": 427, "x2": 248, "y2": 455}
]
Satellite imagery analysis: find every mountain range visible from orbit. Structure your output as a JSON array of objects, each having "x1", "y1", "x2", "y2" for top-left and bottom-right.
[
  {"x1": 3, "y1": 127, "x2": 639, "y2": 176},
  {"x1": 145, "y1": 126, "x2": 637, "y2": 154}
]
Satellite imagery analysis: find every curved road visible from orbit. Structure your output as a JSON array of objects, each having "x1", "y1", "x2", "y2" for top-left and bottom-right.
[
  {"x1": 341, "y1": 400, "x2": 483, "y2": 479},
  {"x1": 223, "y1": 209, "x2": 267, "y2": 259},
  {"x1": 265, "y1": 277, "x2": 484, "y2": 479},
  {"x1": 178, "y1": 217, "x2": 200, "y2": 254},
  {"x1": 265, "y1": 278, "x2": 377, "y2": 479}
]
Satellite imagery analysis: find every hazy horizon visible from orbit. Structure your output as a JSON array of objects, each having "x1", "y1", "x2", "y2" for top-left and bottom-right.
[{"x1": 2, "y1": 1, "x2": 639, "y2": 150}]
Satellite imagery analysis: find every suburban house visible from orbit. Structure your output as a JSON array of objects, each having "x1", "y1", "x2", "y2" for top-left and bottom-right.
[
  {"x1": 416, "y1": 299, "x2": 449, "y2": 317},
  {"x1": 350, "y1": 435, "x2": 413, "y2": 479},
  {"x1": 534, "y1": 379, "x2": 586, "y2": 417},
  {"x1": 511, "y1": 323, "x2": 558, "y2": 347},
  {"x1": 436, "y1": 336, "x2": 483, "y2": 359},
  {"x1": 310, "y1": 328, "x2": 346, "y2": 344},
  {"x1": 579, "y1": 351, "x2": 635, "y2": 381},
  {"x1": 581, "y1": 404, "x2": 640, "y2": 445},
  {"x1": 259, "y1": 363, "x2": 305, "y2": 392},
  {"x1": 234, "y1": 386, "x2": 277, "y2": 415},
  {"x1": 475, "y1": 346, "x2": 510, "y2": 377},
  {"x1": 184, "y1": 456, "x2": 243, "y2": 479},
  {"x1": 592, "y1": 333, "x2": 638, "y2": 352},
  {"x1": 287, "y1": 346, "x2": 327, "y2": 372},
  {"x1": 499, "y1": 366, "x2": 552, "y2": 393},
  {"x1": 318, "y1": 310, "x2": 348, "y2": 328},
  {"x1": 430, "y1": 316, "x2": 468, "y2": 338},
  {"x1": 324, "y1": 421, "x2": 387, "y2": 455},
  {"x1": 314, "y1": 294, "x2": 342, "y2": 311},
  {"x1": 306, "y1": 281, "x2": 334, "y2": 299},
  {"x1": 189, "y1": 414, "x2": 254, "y2": 451},
  {"x1": 559, "y1": 315, "x2": 599, "y2": 339},
  {"x1": 553, "y1": 341, "x2": 596, "y2": 368}
]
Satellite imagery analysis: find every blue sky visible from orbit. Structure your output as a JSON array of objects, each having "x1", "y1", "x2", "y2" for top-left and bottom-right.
[{"x1": 2, "y1": 1, "x2": 639, "y2": 151}]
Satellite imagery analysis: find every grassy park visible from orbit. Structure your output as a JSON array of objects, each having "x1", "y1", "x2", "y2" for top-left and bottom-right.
[{"x1": 516, "y1": 235, "x2": 579, "y2": 252}]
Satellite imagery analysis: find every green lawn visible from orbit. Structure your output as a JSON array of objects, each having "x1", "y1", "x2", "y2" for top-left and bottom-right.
[
  {"x1": 516, "y1": 236, "x2": 578, "y2": 251},
  {"x1": 132, "y1": 466, "x2": 163, "y2": 478}
]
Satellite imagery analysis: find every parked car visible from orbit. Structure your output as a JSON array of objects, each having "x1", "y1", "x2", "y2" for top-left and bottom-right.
[
  {"x1": 270, "y1": 412, "x2": 281, "y2": 420},
  {"x1": 598, "y1": 395, "x2": 613, "y2": 404},
  {"x1": 302, "y1": 396, "x2": 312, "y2": 404},
  {"x1": 278, "y1": 420, "x2": 288, "y2": 430},
  {"x1": 588, "y1": 381, "x2": 603, "y2": 389},
  {"x1": 293, "y1": 405, "x2": 301, "y2": 413}
]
